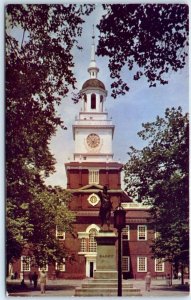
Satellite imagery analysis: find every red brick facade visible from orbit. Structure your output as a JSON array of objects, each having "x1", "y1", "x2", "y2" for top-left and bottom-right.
[{"x1": 10, "y1": 160, "x2": 171, "y2": 281}]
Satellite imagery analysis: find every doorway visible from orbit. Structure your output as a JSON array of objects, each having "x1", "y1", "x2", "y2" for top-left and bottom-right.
[{"x1": 90, "y1": 262, "x2": 94, "y2": 277}]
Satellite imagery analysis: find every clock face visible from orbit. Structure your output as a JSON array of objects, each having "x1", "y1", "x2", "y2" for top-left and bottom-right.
[{"x1": 86, "y1": 133, "x2": 100, "y2": 148}]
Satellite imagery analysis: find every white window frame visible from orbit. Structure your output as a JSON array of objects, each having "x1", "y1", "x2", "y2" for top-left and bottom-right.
[
  {"x1": 56, "y1": 226, "x2": 65, "y2": 240},
  {"x1": 21, "y1": 256, "x2": 31, "y2": 272},
  {"x1": 89, "y1": 228, "x2": 97, "y2": 252},
  {"x1": 89, "y1": 169, "x2": 99, "y2": 184},
  {"x1": 122, "y1": 256, "x2": 130, "y2": 272},
  {"x1": 122, "y1": 225, "x2": 130, "y2": 241},
  {"x1": 56, "y1": 259, "x2": 66, "y2": 272},
  {"x1": 155, "y1": 258, "x2": 165, "y2": 272},
  {"x1": 155, "y1": 231, "x2": 161, "y2": 240},
  {"x1": 137, "y1": 257, "x2": 147, "y2": 272},
  {"x1": 137, "y1": 225, "x2": 147, "y2": 240},
  {"x1": 80, "y1": 238, "x2": 87, "y2": 252}
]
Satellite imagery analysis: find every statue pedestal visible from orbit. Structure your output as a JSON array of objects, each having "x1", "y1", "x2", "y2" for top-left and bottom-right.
[
  {"x1": 75, "y1": 230, "x2": 142, "y2": 296},
  {"x1": 94, "y1": 230, "x2": 117, "y2": 279}
]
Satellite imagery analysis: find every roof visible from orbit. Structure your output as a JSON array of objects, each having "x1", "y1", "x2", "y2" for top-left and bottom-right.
[{"x1": 82, "y1": 78, "x2": 105, "y2": 91}]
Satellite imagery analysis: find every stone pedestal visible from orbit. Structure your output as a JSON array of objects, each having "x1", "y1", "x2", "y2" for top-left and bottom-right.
[
  {"x1": 75, "y1": 230, "x2": 142, "y2": 296},
  {"x1": 94, "y1": 230, "x2": 117, "y2": 279}
]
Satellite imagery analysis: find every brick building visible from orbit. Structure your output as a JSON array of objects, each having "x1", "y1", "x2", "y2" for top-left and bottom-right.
[{"x1": 11, "y1": 36, "x2": 171, "y2": 281}]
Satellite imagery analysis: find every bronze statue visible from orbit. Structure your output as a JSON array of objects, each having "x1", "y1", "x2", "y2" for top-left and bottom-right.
[{"x1": 98, "y1": 186, "x2": 112, "y2": 230}]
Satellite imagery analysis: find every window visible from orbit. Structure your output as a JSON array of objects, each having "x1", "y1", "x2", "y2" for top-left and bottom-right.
[
  {"x1": 56, "y1": 259, "x2": 66, "y2": 272},
  {"x1": 21, "y1": 256, "x2": 30, "y2": 272},
  {"x1": 122, "y1": 256, "x2": 130, "y2": 272},
  {"x1": 155, "y1": 259, "x2": 164, "y2": 272},
  {"x1": 137, "y1": 257, "x2": 147, "y2": 272},
  {"x1": 100, "y1": 95, "x2": 103, "y2": 102},
  {"x1": 88, "y1": 193, "x2": 100, "y2": 206},
  {"x1": 91, "y1": 94, "x2": 96, "y2": 109},
  {"x1": 155, "y1": 231, "x2": 161, "y2": 240},
  {"x1": 122, "y1": 225, "x2": 130, "y2": 241},
  {"x1": 89, "y1": 228, "x2": 97, "y2": 252},
  {"x1": 137, "y1": 225, "x2": 147, "y2": 240},
  {"x1": 89, "y1": 169, "x2": 99, "y2": 184},
  {"x1": 80, "y1": 238, "x2": 87, "y2": 252},
  {"x1": 56, "y1": 226, "x2": 65, "y2": 240}
]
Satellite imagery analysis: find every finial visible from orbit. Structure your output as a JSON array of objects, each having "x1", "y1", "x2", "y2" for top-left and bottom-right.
[{"x1": 88, "y1": 24, "x2": 99, "y2": 78}]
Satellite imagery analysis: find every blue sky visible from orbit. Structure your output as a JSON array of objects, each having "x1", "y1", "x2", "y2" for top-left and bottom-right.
[{"x1": 44, "y1": 4, "x2": 189, "y2": 189}]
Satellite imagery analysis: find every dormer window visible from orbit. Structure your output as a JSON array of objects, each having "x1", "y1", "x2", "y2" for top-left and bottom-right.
[{"x1": 91, "y1": 94, "x2": 96, "y2": 109}]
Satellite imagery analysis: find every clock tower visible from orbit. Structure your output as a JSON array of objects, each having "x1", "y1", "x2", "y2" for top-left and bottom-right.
[
  {"x1": 72, "y1": 34, "x2": 114, "y2": 163},
  {"x1": 65, "y1": 32, "x2": 123, "y2": 191},
  {"x1": 64, "y1": 31, "x2": 127, "y2": 278}
]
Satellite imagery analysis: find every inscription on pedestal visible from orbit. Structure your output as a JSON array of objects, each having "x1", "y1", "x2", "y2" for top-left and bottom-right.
[{"x1": 94, "y1": 231, "x2": 117, "y2": 279}]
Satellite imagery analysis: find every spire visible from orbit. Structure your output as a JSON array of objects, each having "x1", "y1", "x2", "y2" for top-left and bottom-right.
[
  {"x1": 90, "y1": 24, "x2": 95, "y2": 61},
  {"x1": 88, "y1": 25, "x2": 99, "y2": 79}
]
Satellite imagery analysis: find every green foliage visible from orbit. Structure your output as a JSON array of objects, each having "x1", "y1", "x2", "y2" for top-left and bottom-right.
[
  {"x1": 7, "y1": 185, "x2": 76, "y2": 266},
  {"x1": 27, "y1": 186, "x2": 76, "y2": 267},
  {"x1": 6, "y1": 4, "x2": 94, "y2": 266},
  {"x1": 124, "y1": 107, "x2": 189, "y2": 263},
  {"x1": 97, "y1": 4, "x2": 189, "y2": 98}
]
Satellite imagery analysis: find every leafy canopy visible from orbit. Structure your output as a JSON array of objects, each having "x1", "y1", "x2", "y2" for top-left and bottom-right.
[
  {"x1": 124, "y1": 107, "x2": 189, "y2": 263},
  {"x1": 6, "y1": 4, "x2": 94, "y2": 266},
  {"x1": 97, "y1": 4, "x2": 189, "y2": 98}
]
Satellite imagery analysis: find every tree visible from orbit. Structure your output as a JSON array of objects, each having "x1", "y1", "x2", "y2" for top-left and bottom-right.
[
  {"x1": 7, "y1": 186, "x2": 75, "y2": 268},
  {"x1": 6, "y1": 4, "x2": 94, "y2": 269},
  {"x1": 124, "y1": 107, "x2": 189, "y2": 274},
  {"x1": 97, "y1": 4, "x2": 189, "y2": 98}
]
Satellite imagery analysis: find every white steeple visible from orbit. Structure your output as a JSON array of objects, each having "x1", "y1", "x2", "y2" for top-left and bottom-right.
[
  {"x1": 72, "y1": 27, "x2": 113, "y2": 162},
  {"x1": 88, "y1": 25, "x2": 99, "y2": 79}
]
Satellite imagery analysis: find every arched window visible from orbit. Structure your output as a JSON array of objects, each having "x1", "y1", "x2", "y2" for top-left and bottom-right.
[
  {"x1": 83, "y1": 94, "x2": 87, "y2": 111},
  {"x1": 89, "y1": 228, "x2": 97, "y2": 252},
  {"x1": 91, "y1": 94, "x2": 96, "y2": 109}
]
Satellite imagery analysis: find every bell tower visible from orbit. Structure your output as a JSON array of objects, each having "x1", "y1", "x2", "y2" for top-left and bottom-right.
[
  {"x1": 72, "y1": 30, "x2": 114, "y2": 163},
  {"x1": 65, "y1": 29, "x2": 123, "y2": 190},
  {"x1": 64, "y1": 29, "x2": 126, "y2": 279}
]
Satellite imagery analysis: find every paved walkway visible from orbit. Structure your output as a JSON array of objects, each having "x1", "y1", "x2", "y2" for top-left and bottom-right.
[{"x1": 6, "y1": 278, "x2": 190, "y2": 297}]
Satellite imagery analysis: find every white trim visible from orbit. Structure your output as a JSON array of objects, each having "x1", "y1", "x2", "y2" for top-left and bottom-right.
[
  {"x1": 78, "y1": 232, "x2": 89, "y2": 239},
  {"x1": 155, "y1": 231, "x2": 161, "y2": 239},
  {"x1": 86, "y1": 224, "x2": 100, "y2": 233},
  {"x1": 88, "y1": 169, "x2": 99, "y2": 184},
  {"x1": 122, "y1": 256, "x2": 130, "y2": 272},
  {"x1": 56, "y1": 226, "x2": 65, "y2": 240},
  {"x1": 122, "y1": 225, "x2": 130, "y2": 241},
  {"x1": 137, "y1": 225, "x2": 147, "y2": 241},
  {"x1": 87, "y1": 193, "x2": 100, "y2": 206},
  {"x1": 122, "y1": 203, "x2": 151, "y2": 210},
  {"x1": 155, "y1": 258, "x2": 165, "y2": 272},
  {"x1": 137, "y1": 257, "x2": 147, "y2": 272},
  {"x1": 21, "y1": 256, "x2": 31, "y2": 272},
  {"x1": 55, "y1": 259, "x2": 66, "y2": 272}
]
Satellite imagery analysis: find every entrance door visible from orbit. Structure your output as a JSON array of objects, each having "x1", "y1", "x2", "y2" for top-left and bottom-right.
[{"x1": 90, "y1": 262, "x2": 94, "y2": 277}]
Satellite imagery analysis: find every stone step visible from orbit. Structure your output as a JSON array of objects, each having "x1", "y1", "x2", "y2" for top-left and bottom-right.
[
  {"x1": 81, "y1": 282, "x2": 134, "y2": 289},
  {"x1": 75, "y1": 287, "x2": 142, "y2": 297}
]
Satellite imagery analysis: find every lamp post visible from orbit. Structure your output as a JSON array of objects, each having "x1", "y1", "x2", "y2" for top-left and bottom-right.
[{"x1": 114, "y1": 203, "x2": 126, "y2": 296}]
